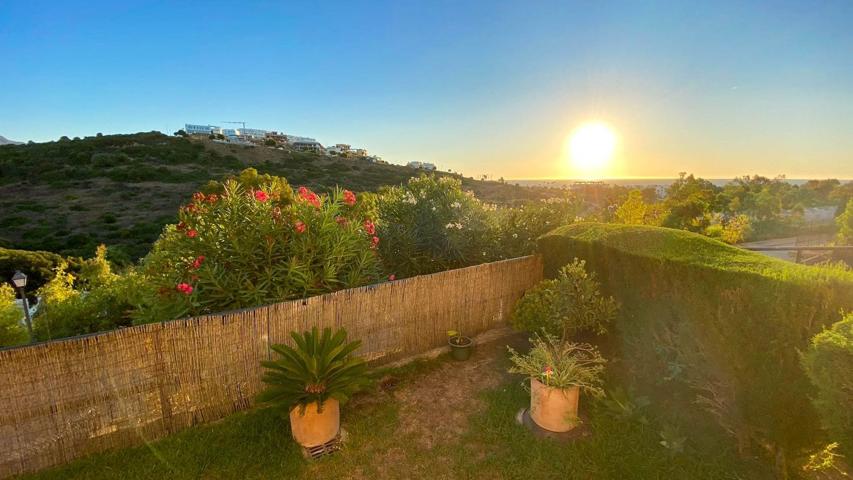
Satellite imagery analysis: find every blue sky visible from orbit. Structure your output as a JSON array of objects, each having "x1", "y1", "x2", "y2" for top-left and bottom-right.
[{"x1": 2, "y1": 0, "x2": 852, "y2": 179}]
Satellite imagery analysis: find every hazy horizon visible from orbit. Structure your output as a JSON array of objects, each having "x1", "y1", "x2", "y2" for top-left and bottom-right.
[{"x1": 2, "y1": 0, "x2": 852, "y2": 179}]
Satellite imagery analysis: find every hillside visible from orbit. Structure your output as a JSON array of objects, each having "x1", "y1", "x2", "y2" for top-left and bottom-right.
[
  {"x1": 0, "y1": 132, "x2": 552, "y2": 261},
  {"x1": 0, "y1": 135, "x2": 22, "y2": 145}
]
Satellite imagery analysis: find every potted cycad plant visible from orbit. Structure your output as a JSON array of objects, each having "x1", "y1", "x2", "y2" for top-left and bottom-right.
[
  {"x1": 509, "y1": 259, "x2": 617, "y2": 432},
  {"x1": 258, "y1": 327, "x2": 370, "y2": 448},
  {"x1": 509, "y1": 335, "x2": 606, "y2": 432}
]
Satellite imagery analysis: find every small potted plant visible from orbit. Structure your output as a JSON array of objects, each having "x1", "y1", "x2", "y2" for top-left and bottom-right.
[
  {"x1": 508, "y1": 334, "x2": 606, "y2": 432},
  {"x1": 447, "y1": 329, "x2": 473, "y2": 361},
  {"x1": 258, "y1": 327, "x2": 370, "y2": 448}
]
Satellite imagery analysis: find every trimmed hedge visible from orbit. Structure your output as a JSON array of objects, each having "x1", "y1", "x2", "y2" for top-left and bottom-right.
[{"x1": 538, "y1": 223, "x2": 853, "y2": 467}]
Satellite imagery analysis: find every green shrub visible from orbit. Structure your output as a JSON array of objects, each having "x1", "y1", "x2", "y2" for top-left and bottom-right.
[
  {"x1": 33, "y1": 247, "x2": 138, "y2": 340},
  {"x1": 837, "y1": 198, "x2": 853, "y2": 245},
  {"x1": 510, "y1": 259, "x2": 616, "y2": 339},
  {"x1": 376, "y1": 174, "x2": 497, "y2": 277},
  {"x1": 0, "y1": 284, "x2": 28, "y2": 347},
  {"x1": 704, "y1": 214, "x2": 752, "y2": 244},
  {"x1": 538, "y1": 223, "x2": 853, "y2": 471},
  {"x1": 258, "y1": 327, "x2": 370, "y2": 413},
  {"x1": 135, "y1": 174, "x2": 381, "y2": 323},
  {"x1": 801, "y1": 313, "x2": 853, "y2": 459}
]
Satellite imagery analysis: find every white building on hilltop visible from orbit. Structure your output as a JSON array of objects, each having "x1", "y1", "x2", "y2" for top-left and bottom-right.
[
  {"x1": 407, "y1": 161, "x2": 436, "y2": 171},
  {"x1": 185, "y1": 124, "x2": 220, "y2": 135}
]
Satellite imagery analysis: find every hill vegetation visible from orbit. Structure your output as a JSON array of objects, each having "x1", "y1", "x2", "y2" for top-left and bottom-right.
[{"x1": 0, "y1": 132, "x2": 551, "y2": 260}]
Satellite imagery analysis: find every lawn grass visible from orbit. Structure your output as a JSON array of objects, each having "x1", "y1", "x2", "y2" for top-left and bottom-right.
[
  {"x1": 19, "y1": 350, "x2": 772, "y2": 480},
  {"x1": 453, "y1": 384, "x2": 771, "y2": 480}
]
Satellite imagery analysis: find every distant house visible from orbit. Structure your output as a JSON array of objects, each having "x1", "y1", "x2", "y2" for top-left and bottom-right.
[
  {"x1": 353, "y1": 148, "x2": 368, "y2": 157},
  {"x1": 327, "y1": 144, "x2": 351, "y2": 155},
  {"x1": 291, "y1": 140, "x2": 324, "y2": 152},
  {"x1": 264, "y1": 131, "x2": 290, "y2": 145},
  {"x1": 185, "y1": 124, "x2": 220, "y2": 136},
  {"x1": 367, "y1": 155, "x2": 387, "y2": 164},
  {"x1": 407, "y1": 161, "x2": 436, "y2": 171}
]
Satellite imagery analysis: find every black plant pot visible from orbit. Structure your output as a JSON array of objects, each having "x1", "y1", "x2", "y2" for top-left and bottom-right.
[{"x1": 448, "y1": 336, "x2": 473, "y2": 361}]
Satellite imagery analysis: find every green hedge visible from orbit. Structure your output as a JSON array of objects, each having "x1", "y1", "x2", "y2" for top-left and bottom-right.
[{"x1": 538, "y1": 223, "x2": 853, "y2": 466}]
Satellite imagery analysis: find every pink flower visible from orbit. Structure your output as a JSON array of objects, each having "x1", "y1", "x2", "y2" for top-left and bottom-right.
[
  {"x1": 343, "y1": 190, "x2": 356, "y2": 206},
  {"x1": 205, "y1": 194, "x2": 219, "y2": 204},
  {"x1": 193, "y1": 192, "x2": 206, "y2": 203},
  {"x1": 176, "y1": 283, "x2": 193, "y2": 295},
  {"x1": 388, "y1": 274, "x2": 396, "y2": 281},
  {"x1": 371, "y1": 236, "x2": 380, "y2": 249},
  {"x1": 298, "y1": 186, "x2": 321, "y2": 208},
  {"x1": 254, "y1": 190, "x2": 269, "y2": 202},
  {"x1": 294, "y1": 221, "x2": 306, "y2": 234},
  {"x1": 186, "y1": 229, "x2": 198, "y2": 238},
  {"x1": 176, "y1": 221, "x2": 187, "y2": 231},
  {"x1": 191, "y1": 255, "x2": 205, "y2": 270},
  {"x1": 363, "y1": 220, "x2": 375, "y2": 235},
  {"x1": 543, "y1": 366, "x2": 554, "y2": 377}
]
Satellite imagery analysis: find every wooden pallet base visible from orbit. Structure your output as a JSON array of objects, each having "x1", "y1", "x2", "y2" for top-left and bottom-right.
[{"x1": 300, "y1": 429, "x2": 348, "y2": 460}]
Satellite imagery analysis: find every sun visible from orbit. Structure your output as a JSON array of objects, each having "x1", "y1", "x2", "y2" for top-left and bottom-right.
[{"x1": 566, "y1": 122, "x2": 617, "y2": 179}]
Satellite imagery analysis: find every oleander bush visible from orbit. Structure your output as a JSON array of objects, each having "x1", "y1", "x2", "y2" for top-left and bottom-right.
[
  {"x1": 801, "y1": 313, "x2": 853, "y2": 459},
  {"x1": 376, "y1": 174, "x2": 498, "y2": 277},
  {"x1": 134, "y1": 174, "x2": 381, "y2": 324},
  {"x1": 493, "y1": 197, "x2": 579, "y2": 259},
  {"x1": 537, "y1": 222, "x2": 853, "y2": 473}
]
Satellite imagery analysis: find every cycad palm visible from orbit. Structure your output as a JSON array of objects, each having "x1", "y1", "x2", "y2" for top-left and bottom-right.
[{"x1": 258, "y1": 327, "x2": 370, "y2": 414}]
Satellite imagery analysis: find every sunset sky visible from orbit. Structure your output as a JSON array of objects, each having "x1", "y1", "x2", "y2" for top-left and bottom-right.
[{"x1": 2, "y1": 0, "x2": 852, "y2": 179}]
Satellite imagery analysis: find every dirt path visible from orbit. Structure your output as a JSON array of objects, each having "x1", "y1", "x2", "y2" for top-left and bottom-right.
[
  {"x1": 335, "y1": 328, "x2": 528, "y2": 479},
  {"x1": 391, "y1": 329, "x2": 526, "y2": 450}
]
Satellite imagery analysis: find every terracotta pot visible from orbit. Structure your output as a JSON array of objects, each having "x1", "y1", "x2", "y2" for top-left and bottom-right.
[
  {"x1": 289, "y1": 399, "x2": 340, "y2": 447},
  {"x1": 529, "y1": 377, "x2": 580, "y2": 432}
]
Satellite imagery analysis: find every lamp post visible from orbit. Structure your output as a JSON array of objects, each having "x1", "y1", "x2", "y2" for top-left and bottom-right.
[{"x1": 11, "y1": 271, "x2": 33, "y2": 341}]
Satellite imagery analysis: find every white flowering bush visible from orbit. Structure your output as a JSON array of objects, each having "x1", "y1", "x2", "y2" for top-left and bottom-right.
[
  {"x1": 376, "y1": 175, "x2": 498, "y2": 277},
  {"x1": 494, "y1": 196, "x2": 580, "y2": 259}
]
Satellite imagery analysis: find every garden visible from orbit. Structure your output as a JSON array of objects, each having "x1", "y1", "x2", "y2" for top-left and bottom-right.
[{"x1": 2, "y1": 171, "x2": 852, "y2": 479}]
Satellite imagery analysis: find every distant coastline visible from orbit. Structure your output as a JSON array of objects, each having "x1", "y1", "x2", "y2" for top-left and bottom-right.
[{"x1": 511, "y1": 178, "x2": 853, "y2": 188}]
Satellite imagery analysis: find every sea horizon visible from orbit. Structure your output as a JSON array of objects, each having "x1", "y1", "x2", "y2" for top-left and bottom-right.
[{"x1": 510, "y1": 177, "x2": 853, "y2": 188}]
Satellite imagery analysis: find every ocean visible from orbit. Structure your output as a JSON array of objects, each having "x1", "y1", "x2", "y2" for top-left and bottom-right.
[{"x1": 510, "y1": 178, "x2": 852, "y2": 189}]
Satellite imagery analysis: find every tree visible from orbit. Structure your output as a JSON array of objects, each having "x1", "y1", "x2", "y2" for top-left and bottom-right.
[
  {"x1": 662, "y1": 173, "x2": 719, "y2": 231},
  {"x1": 173, "y1": 129, "x2": 188, "y2": 137},
  {"x1": 615, "y1": 190, "x2": 667, "y2": 226},
  {"x1": 836, "y1": 198, "x2": 853, "y2": 246}
]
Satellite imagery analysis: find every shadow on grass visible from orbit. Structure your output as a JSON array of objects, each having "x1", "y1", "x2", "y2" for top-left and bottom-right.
[{"x1": 451, "y1": 379, "x2": 774, "y2": 480}]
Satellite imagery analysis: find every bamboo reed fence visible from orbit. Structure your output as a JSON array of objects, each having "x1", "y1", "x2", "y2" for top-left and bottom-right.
[{"x1": 0, "y1": 255, "x2": 542, "y2": 478}]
